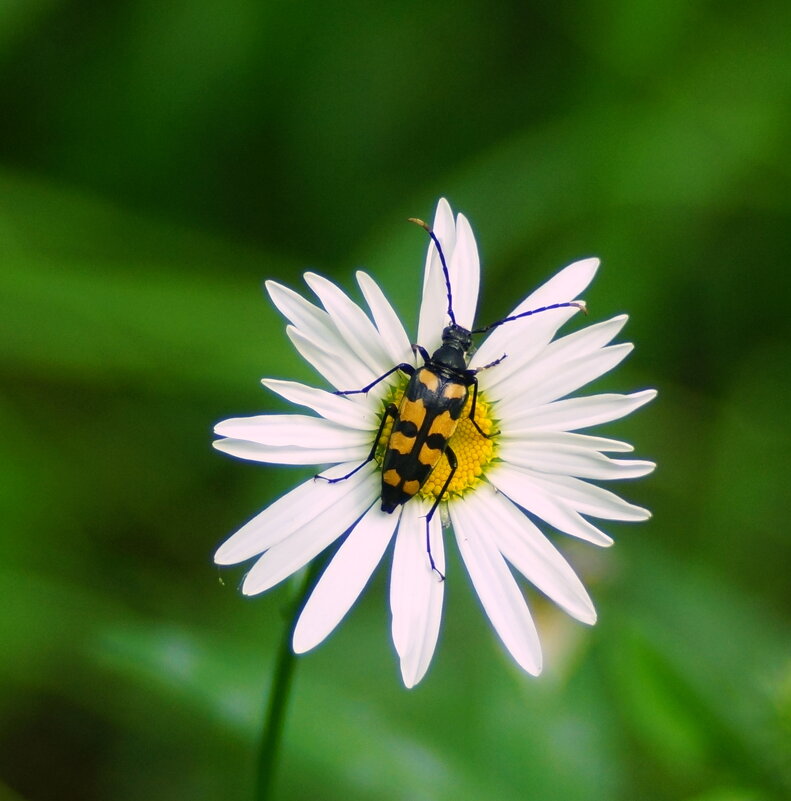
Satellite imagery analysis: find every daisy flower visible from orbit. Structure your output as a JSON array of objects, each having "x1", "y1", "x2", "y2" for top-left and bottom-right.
[{"x1": 213, "y1": 198, "x2": 655, "y2": 687}]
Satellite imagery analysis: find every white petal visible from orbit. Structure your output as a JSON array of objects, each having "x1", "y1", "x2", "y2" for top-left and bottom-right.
[
  {"x1": 303, "y1": 272, "x2": 392, "y2": 376},
  {"x1": 521, "y1": 470, "x2": 652, "y2": 521},
  {"x1": 487, "y1": 463, "x2": 614, "y2": 546},
  {"x1": 286, "y1": 325, "x2": 377, "y2": 396},
  {"x1": 500, "y1": 430, "x2": 635, "y2": 453},
  {"x1": 510, "y1": 389, "x2": 657, "y2": 432},
  {"x1": 266, "y1": 280, "x2": 342, "y2": 352},
  {"x1": 417, "y1": 198, "x2": 455, "y2": 354},
  {"x1": 481, "y1": 315, "x2": 628, "y2": 398},
  {"x1": 356, "y1": 271, "x2": 413, "y2": 365},
  {"x1": 496, "y1": 343, "x2": 634, "y2": 413},
  {"x1": 543, "y1": 314, "x2": 629, "y2": 363},
  {"x1": 451, "y1": 496, "x2": 542, "y2": 675},
  {"x1": 241, "y1": 467, "x2": 379, "y2": 594},
  {"x1": 421, "y1": 198, "x2": 456, "y2": 295},
  {"x1": 471, "y1": 307, "x2": 578, "y2": 377},
  {"x1": 293, "y1": 504, "x2": 398, "y2": 653},
  {"x1": 523, "y1": 257, "x2": 600, "y2": 306},
  {"x1": 212, "y1": 438, "x2": 368, "y2": 465},
  {"x1": 215, "y1": 461, "x2": 377, "y2": 565},
  {"x1": 390, "y1": 498, "x2": 445, "y2": 688},
  {"x1": 262, "y1": 378, "x2": 380, "y2": 430},
  {"x1": 498, "y1": 441, "x2": 656, "y2": 480},
  {"x1": 472, "y1": 258, "x2": 599, "y2": 368},
  {"x1": 464, "y1": 485, "x2": 596, "y2": 624},
  {"x1": 214, "y1": 414, "x2": 370, "y2": 448},
  {"x1": 447, "y1": 212, "x2": 479, "y2": 330},
  {"x1": 270, "y1": 280, "x2": 384, "y2": 394}
]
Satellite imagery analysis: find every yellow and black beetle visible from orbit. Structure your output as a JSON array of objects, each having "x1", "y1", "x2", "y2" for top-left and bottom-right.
[{"x1": 322, "y1": 218, "x2": 584, "y2": 578}]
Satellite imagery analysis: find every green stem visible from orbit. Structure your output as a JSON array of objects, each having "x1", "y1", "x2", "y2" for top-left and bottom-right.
[{"x1": 254, "y1": 559, "x2": 323, "y2": 801}]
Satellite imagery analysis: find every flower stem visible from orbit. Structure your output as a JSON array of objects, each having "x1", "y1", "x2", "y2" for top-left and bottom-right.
[{"x1": 254, "y1": 559, "x2": 323, "y2": 801}]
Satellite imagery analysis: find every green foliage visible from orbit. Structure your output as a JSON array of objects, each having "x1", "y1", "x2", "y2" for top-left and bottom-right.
[{"x1": 1, "y1": 1, "x2": 789, "y2": 799}]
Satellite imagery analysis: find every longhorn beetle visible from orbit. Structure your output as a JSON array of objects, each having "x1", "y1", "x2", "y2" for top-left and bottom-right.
[{"x1": 320, "y1": 217, "x2": 585, "y2": 579}]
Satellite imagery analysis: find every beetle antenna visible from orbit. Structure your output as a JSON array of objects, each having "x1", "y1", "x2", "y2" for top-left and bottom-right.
[
  {"x1": 409, "y1": 217, "x2": 456, "y2": 325},
  {"x1": 471, "y1": 300, "x2": 587, "y2": 335}
]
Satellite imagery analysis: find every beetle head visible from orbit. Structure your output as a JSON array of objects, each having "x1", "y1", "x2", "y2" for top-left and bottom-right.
[{"x1": 441, "y1": 323, "x2": 472, "y2": 353}]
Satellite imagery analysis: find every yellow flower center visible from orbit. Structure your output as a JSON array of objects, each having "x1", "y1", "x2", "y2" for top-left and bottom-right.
[{"x1": 376, "y1": 382, "x2": 498, "y2": 502}]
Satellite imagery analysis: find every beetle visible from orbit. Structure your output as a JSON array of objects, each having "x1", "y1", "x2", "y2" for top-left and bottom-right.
[{"x1": 320, "y1": 217, "x2": 585, "y2": 578}]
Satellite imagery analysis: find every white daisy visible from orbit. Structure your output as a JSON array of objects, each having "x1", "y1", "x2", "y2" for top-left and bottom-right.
[{"x1": 214, "y1": 198, "x2": 655, "y2": 687}]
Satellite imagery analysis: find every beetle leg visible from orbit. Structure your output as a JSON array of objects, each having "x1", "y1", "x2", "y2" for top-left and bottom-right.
[
  {"x1": 423, "y1": 445, "x2": 458, "y2": 581},
  {"x1": 411, "y1": 343, "x2": 431, "y2": 363},
  {"x1": 464, "y1": 353, "x2": 506, "y2": 438},
  {"x1": 315, "y1": 403, "x2": 398, "y2": 484},
  {"x1": 465, "y1": 377, "x2": 500, "y2": 439},
  {"x1": 333, "y1": 363, "x2": 414, "y2": 396}
]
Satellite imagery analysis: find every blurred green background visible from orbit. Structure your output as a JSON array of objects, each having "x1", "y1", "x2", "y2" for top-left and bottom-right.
[{"x1": 1, "y1": 1, "x2": 789, "y2": 800}]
